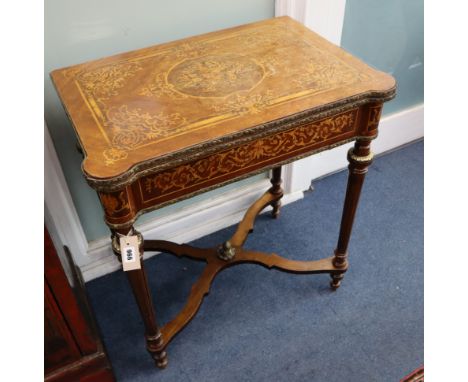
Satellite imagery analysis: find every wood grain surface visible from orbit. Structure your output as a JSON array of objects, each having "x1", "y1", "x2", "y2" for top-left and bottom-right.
[{"x1": 51, "y1": 16, "x2": 395, "y2": 185}]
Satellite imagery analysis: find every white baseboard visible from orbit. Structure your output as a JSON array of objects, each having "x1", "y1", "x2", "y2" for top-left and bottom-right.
[
  {"x1": 82, "y1": 179, "x2": 304, "y2": 281},
  {"x1": 372, "y1": 104, "x2": 424, "y2": 153}
]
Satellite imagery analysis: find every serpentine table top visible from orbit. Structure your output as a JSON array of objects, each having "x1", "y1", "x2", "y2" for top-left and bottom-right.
[{"x1": 51, "y1": 16, "x2": 395, "y2": 196}]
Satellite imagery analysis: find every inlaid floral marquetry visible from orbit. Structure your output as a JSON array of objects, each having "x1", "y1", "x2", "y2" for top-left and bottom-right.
[
  {"x1": 98, "y1": 189, "x2": 133, "y2": 225},
  {"x1": 51, "y1": 17, "x2": 395, "y2": 183},
  {"x1": 367, "y1": 104, "x2": 383, "y2": 132},
  {"x1": 167, "y1": 54, "x2": 264, "y2": 97},
  {"x1": 138, "y1": 109, "x2": 358, "y2": 205}
]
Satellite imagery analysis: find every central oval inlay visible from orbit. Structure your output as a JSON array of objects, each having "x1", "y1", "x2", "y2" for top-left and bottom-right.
[{"x1": 167, "y1": 54, "x2": 264, "y2": 98}]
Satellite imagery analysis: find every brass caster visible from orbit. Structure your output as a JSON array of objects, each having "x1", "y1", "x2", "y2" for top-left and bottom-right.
[
  {"x1": 155, "y1": 352, "x2": 168, "y2": 369},
  {"x1": 330, "y1": 273, "x2": 344, "y2": 290}
]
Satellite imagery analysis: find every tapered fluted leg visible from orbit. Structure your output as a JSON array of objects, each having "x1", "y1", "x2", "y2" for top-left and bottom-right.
[
  {"x1": 270, "y1": 166, "x2": 283, "y2": 219},
  {"x1": 111, "y1": 227, "x2": 168, "y2": 368},
  {"x1": 331, "y1": 139, "x2": 374, "y2": 290}
]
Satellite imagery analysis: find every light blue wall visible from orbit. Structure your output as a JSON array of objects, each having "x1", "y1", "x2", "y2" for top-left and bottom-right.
[
  {"x1": 45, "y1": 0, "x2": 275, "y2": 242},
  {"x1": 341, "y1": 0, "x2": 424, "y2": 115}
]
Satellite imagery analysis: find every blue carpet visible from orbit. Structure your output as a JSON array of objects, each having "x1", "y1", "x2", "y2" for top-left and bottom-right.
[{"x1": 87, "y1": 141, "x2": 423, "y2": 381}]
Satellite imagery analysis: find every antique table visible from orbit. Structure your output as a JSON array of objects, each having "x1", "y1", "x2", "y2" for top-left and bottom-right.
[{"x1": 51, "y1": 16, "x2": 395, "y2": 368}]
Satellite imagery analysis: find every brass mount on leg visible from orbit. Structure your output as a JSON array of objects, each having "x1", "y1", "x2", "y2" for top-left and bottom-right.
[{"x1": 217, "y1": 240, "x2": 236, "y2": 261}]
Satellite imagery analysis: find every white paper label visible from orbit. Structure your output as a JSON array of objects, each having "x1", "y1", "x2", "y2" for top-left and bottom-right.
[{"x1": 119, "y1": 235, "x2": 141, "y2": 271}]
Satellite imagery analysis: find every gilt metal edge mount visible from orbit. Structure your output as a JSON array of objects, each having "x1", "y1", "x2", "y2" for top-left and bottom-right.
[
  {"x1": 348, "y1": 149, "x2": 374, "y2": 163},
  {"x1": 102, "y1": 135, "x2": 365, "y2": 230}
]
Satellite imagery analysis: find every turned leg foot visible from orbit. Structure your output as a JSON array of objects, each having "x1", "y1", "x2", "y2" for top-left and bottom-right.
[
  {"x1": 270, "y1": 166, "x2": 283, "y2": 219},
  {"x1": 156, "y1": 353, "x2": 168, "y2": 369},
  {"x1": 147, "y1": 333, "x2": 168, "y2": 368},
  {"x1": 330, "y1": 272, "x2": 345, "y2": 290},
  {"x1": 155, "y1": 354, "x2": 168, "y2": 369},
  {"x1": 271, "y1": 200, "x2": 281, "y2": 219}
]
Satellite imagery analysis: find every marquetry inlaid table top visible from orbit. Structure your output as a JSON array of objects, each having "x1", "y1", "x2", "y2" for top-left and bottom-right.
[
  {"x1": 51, "y1": 16, "x2": 395, "y2": 187},
  {"x1": 50, "y1": 17, "x2": 397, "y2": 369}
]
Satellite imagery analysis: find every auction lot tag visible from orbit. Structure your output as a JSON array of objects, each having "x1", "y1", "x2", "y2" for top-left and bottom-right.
[{"x1": 120, "y1": 235, "x2": 141, "y2": 271}]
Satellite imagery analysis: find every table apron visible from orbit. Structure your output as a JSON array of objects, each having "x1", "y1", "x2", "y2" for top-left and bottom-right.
[{"x1": 99, "y1": 104, "x2": 382, "y2": 229}]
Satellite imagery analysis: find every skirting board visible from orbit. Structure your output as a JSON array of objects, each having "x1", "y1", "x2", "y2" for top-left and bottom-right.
[
  {"x1": 82, "y1": 179, "x2": 304, "y2": 281},
  {"x1": 82, "y1": 103, "x2": 423, "y2": 282}
]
